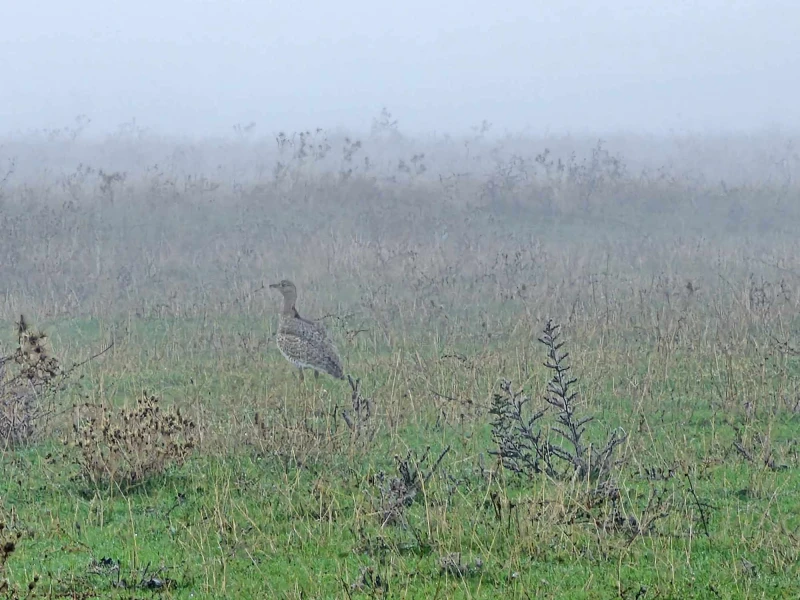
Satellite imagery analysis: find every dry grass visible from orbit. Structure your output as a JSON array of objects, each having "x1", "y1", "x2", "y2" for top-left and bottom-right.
[{"x1": 0, "y1": 127, "x2": 799, "y2": 597}]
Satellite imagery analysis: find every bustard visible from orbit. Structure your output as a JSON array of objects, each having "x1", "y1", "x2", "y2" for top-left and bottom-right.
[{"x1": 269, "y1": 279, "x2": 344, "y2": 381}]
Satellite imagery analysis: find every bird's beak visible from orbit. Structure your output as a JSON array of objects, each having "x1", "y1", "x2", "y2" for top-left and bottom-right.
[{"x1": 269, "y1": 282, "x2": 279, "y2": 289}]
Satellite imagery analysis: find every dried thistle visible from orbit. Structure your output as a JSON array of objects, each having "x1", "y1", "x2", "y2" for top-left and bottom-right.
[
  {"x1": 1, "y1": 316, "x2": 65, "y2": 447},
  {"x1": 68, "y1": 391, "x2": 197, "y2": 487}
]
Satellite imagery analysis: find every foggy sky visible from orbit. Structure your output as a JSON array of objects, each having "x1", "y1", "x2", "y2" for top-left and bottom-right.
[{"x1": 2, "y1": 0, "x2": 799, "y2": 137}]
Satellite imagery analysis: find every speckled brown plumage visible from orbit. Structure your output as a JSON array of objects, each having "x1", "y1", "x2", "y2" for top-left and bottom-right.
[{"x1": 269, "y1": 280, "x2": 344, "y2": 380}]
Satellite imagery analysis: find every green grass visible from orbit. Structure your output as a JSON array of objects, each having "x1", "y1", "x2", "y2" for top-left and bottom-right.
[
  {"x1": 2, "y1": 132, "x2": 800, "y2": 598},
  {"x1": 2, "y1": 314, "x2": 800, "y2": 599}
]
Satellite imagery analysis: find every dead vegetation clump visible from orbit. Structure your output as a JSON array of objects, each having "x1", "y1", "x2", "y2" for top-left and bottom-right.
[
  {"x1": 342, "y1": 374, "x2": 377, "y2": 442},
  {"x1": 85, "y1": 556, "x2": 176, "y2": 593},
  {"x1": 438, "y1": 552, "x2": 484, "y2": 578},
  {"x1": 0, "y1": 521, "x2": 38, "y2": 599},
  {"x1": 366, "y1": 446, "x2": 450, "y2": 527},
  {"x1": 731, "y1": 424, "x2": 789, "y2": 472},
  {"x1": 580, "y1": 481, "x2": 673, "y2": 541},
  {"x1": 0, "y1": 316, "x2": 65, "y2": 448},
  {"x1": 349, "y1": 565, "x2": 389, "y2": 595},
  {"x1": 68, "y1": 391, "x2": 197, "y2": 488}
]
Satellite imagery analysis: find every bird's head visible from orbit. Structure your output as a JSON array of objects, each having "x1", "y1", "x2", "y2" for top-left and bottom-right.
[
  {"x1": 269, "y1": 279, "x2": 297, "y2": 307},
  {"x1": 269, "y1": 279, "x2": 295, "y2": 293}
]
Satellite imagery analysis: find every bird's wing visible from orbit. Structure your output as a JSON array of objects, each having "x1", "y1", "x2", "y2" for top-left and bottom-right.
[{"x1": 297, "y1": 315, "x2": 330, "y2": 339}]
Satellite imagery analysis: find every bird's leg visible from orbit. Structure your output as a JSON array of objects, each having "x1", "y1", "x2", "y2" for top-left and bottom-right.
[
  {"x1": 309, "y1": 369, "x2": 321, "y2": 394},
  {"x1": 298, "y1": 368, "x2": 305, "y2": 383}
]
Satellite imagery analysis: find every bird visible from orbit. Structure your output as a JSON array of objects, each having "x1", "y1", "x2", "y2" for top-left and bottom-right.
[{"x1": 269, "y1": 279, "x2": 344, "y2": 381}]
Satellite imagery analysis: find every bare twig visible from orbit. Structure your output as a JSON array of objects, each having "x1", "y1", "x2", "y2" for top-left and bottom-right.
[{"x1": 685, "y1": 473, "x2": 713, "y2": 538}]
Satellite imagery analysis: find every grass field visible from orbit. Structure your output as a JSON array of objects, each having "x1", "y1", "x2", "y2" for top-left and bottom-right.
[{"x1": 1, "y1": 128, "x2": 800, "y2": 598}]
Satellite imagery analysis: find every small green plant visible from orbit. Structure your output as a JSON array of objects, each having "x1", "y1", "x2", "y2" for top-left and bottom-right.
[
  {"x1": 489, "y1": 378, "x2": 553, "y2": 477},
  {"x1": 490, "y1": 320, "x2": 627, "y2": 483},
  {"x1": 69, "y1": 392, "x2": 196, "y2": 487}
]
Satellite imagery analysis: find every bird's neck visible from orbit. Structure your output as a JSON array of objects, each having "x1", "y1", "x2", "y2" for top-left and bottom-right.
[{"x1": 282, "y1": 295, "x2": 298, "y2": 316}]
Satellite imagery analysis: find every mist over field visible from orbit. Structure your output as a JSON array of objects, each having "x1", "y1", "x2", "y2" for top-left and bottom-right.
[
  {"x1": 2, "y1": 1, "x2": 800, "y2": 598},
  {"x1": 1, "y1": 123, "x2": 799, "y2": 324}
]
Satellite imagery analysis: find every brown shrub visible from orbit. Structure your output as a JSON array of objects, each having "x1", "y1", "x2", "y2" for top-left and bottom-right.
[
  {"x1": 68, "y1": 392, "x2": 197, "y2": 488},
  {"x1": 0, "y1": 316, "x2": 64, "y2": 448}
]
